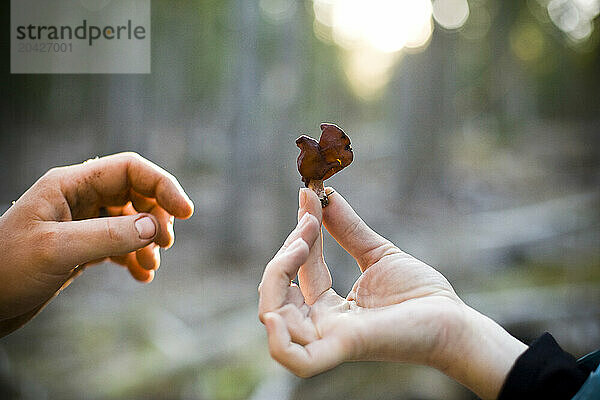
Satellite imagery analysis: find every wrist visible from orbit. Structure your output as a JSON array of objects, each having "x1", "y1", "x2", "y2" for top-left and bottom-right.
[{"x1": 436, "y1": 303, "x2": 527, "y2": 399}]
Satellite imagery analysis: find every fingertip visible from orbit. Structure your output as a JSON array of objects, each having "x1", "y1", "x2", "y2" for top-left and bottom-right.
[
  {"x1": 265, "y1": 312, "x2": 290, "y2": 344},
  {"x1": 322, "y1": 187, "x2": 348, "y2": 221},
  {"x1": 300, "y1": 188, "x2": 323, "y2": 222},
  {"x1": 142, "y1": 269, "x2": 155, "y2": 283},
  {"x1": 125, "y1": 253, "x2": 154, "y2": 283},
  {"x1": 169, "y1": 185, "x2": 194, "y2": 219},
  {"x1": 304, "y1": 188, "x2": 321, "y2": 204},
  {"x1": 152, "y1": 213, "x2": 175, "y2": 249},
  {"x1": 264, "y1": 313, "x2": 287, "y2": 346},
  {"x1": 128, "y1": 261, "x2": 155, "y2": 282},
  {"x1": 262, "y1": 312, "x2": 276, "y2": 329},
  {"x1": 157, "y1": 184, "x2": 194, "y2": 220},
  {"x1": 187, "y1": 199, "x2": 195, "y2": 217},
  {"x1": 179, "y1": 197, "x2": 194, "y2": 219},
  {"x1": 136, "y1": 244, "x2": 160, "y2": 270},
  {"x1": 298, "y1": 188, "x2": 313, "y2": 222},
  {"x1": 304, "y1": 187, "x2": 319, "y2": 200},
  {"x1": 298, "y1": 187, "x2": 310, "y2": 208},
  {"x1": 285, "y1": 237, "x2": 308, "y2": 255}
]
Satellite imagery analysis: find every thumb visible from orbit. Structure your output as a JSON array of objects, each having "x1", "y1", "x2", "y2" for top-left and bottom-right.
[
  {"x1": 322, "y1": 187, "x2": 392, "y2": 272},
  {"x1": 48, "y1": 214, "x2": 158, "y2": 269}
]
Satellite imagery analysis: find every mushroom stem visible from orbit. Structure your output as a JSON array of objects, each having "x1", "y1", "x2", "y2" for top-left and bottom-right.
[{"x1": 308, "y1": 179, "x2": 328, "y2": 207}]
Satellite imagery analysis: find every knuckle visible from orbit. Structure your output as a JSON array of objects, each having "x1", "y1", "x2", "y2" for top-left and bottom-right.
[
  {"x1": 342, "y1": 218, "x2": 362, "y2": 241},
  {"x1": 293, "y1": 365, "x2": 313, "y2": 378},
  {"x1": 264, "y1": 259, "x2": 276, "y2": 274},
  {"x1": 40, "y1": 167, "x2": 62, "y2": 183},
  {"x1": 120, "y1": 151, "x2": 143, "y2": 161},
  {"x1": 268, "y1": 346, "x2": 280, "y2": 360},
  {"x1": 44, "y1": 167, "x2": 59, "y2": 177},
  {"x1": 268, "y1": 348, "x2": 313, "y2": 378},
  {"x1": 116, "y1": 152, "x2": 145, "y2": 168},
  {"x1": 305, "y1": 213, "x2": 319, "y2": 226},
  {"x1": 104, "y1": 218, "x2": 125, "y2": 243},
  {"x1": 268, "y1": 346, "x2": 289, "y2": 366},
  {"x1": 359, "y1": 241, "x2": 398, "y2": 266}
]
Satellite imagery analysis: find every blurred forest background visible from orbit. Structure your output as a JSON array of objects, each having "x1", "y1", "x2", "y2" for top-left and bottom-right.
[{"x1": 1, "y1": 0, "x2": 599, "y2": 399}]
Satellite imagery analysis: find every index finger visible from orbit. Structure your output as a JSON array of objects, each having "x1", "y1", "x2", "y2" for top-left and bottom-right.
[
  {"x1": 297, "y1": 188, "x2": 331, "y2": 305},
  {"x1": 59, "y1": 152, "x2": 194, "y2": 219}
]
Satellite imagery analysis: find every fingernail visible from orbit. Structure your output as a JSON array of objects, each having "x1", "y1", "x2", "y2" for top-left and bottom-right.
[
  {"x1": 135, "y1": 216, "x2": 156, "y2": 240},
  {"x1": 325, "y1": 187, "x2": 335, "y2": 196},
  {"x1": 286, "y1": 237, "x2": 305, "y2": 253},
  {"x1": 298, "y1": 212, "x2": 310, "y2": 228},
  {"x1": 299, "y1": 188, "x2": 308, "y2": 208}
]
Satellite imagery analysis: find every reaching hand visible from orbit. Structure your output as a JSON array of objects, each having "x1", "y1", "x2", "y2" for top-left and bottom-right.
[
  {"x1": 258, "y1": 188, "x2": 526, "y2": 399},
  {"x1": 0, "y1": 152, "x2": 194, "y2": 336}
]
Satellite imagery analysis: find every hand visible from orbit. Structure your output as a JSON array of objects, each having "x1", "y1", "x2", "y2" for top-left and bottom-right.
[
  {"x1": 258, "y1": 188, "x2": 526, "y2": 399},
  {"x1": 0, "y1": 152, "x2": 194, "y2": 336}
]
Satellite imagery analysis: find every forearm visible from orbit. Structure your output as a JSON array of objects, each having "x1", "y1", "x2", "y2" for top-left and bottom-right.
[{"x1": 441, "y1": 304, "x2": 527, "y2": 400}]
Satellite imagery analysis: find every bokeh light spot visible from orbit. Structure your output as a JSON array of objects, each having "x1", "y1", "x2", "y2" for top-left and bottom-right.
[
  {"x1": 313, "y1": 0, "x2": 434, "y2": 53},
  {"x1": 259, "y1": 0, "x2": 296, "y2": 23},
  {"x1": 432, "y1": 0, "x2": 470, "y2": 30},
  {"x1": 342, "y1": 49, "x2": 400, "y2": 100},
  {"x1": 459, "y1": 2, "x2": 492, "y2": 41},
  {"x1": 544, "y1": 0, "x2": 599, "y2": 43},
  {"x1": 510, "y1": 23, "x2": 545, "y2": 61}
]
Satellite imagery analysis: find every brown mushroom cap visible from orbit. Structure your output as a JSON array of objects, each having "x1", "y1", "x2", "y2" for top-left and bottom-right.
[
  {"x1": 318, "y1": 123, "x2": 353, "y2": 180},
  {"x1": 296, "y1": 123, "x2": 354, "y2": 184}
]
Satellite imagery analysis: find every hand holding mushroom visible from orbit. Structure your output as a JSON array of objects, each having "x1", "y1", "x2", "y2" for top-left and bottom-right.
[
  {"x1": 258, "y1": 188, "x2": 527, "y2": 400},
  {"x1": 296, "y1": 123, "x2": 353, "y2": 207}
]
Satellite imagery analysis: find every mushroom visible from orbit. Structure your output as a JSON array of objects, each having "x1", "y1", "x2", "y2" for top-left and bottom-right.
[{"x1": 296, "y1": 123, "x2": 354, "y2": 207}]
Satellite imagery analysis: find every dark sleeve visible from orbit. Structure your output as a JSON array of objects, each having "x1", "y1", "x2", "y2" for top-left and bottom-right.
[{"x1": 498, "y1": 332, "x2": 592, "y2": 400}]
